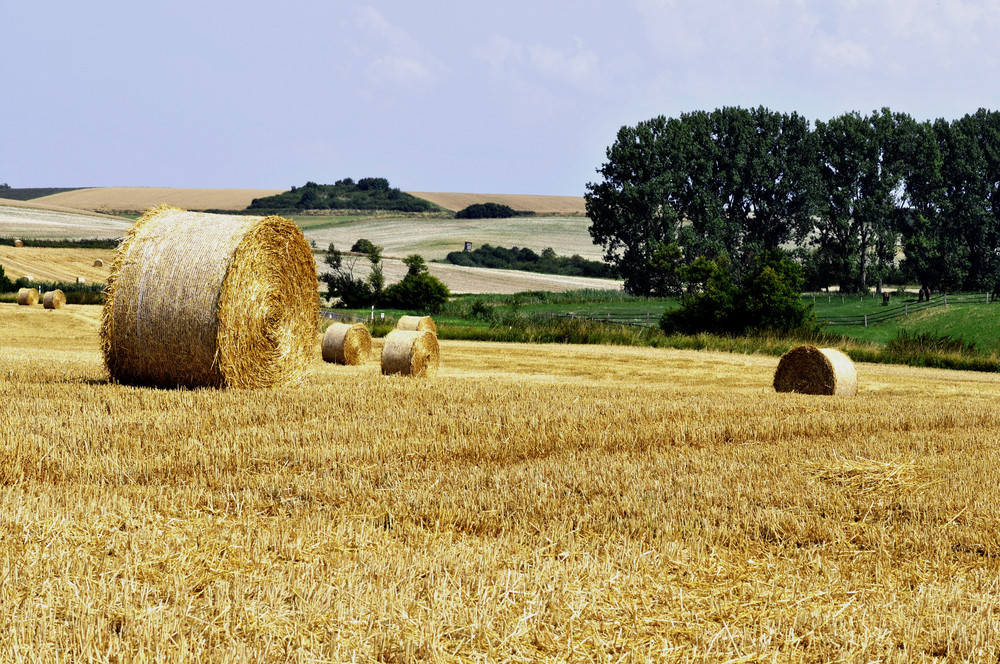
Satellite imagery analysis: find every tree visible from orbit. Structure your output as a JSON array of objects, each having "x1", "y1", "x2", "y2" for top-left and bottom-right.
[
  {"x1": 320, "y1": 242, "x2": 384, "y2": 308},
  {"x1": 586, "y1": 107, "x2": 817, "y2": 294},
  {"x1": 0, "y1": 264, "x2": 13, "y2": 293},
  {"x1": 659, "y1": 250, "x2": 814, "y2": 335},
  {"x1": 813, "y1": 109, "x2": 908, "y2": 293},
  {"x1": 383, "y1": 254, "x2": 450, "y2": 313}
]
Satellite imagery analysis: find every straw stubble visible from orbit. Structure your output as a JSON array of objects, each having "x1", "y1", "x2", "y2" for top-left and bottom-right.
[{"x1": 101, "y1": 206, "x2": 318, "y2": 388}]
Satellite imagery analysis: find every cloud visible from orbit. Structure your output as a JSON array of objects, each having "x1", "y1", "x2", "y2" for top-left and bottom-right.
[
  {"x1": 354, "y1": 5, "x2": 439, "y2": 88},
  {"x1": 367, "y1": 55, "x2": 434, "y2": 87},
  {"x1": 528, "y1": 39, "x2": 600, "y2": 86},
  {"x1": 474, "y1": 35, "x2": 600, "y2": 87}
]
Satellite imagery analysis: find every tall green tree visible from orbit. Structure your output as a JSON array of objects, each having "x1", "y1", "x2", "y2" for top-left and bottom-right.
[{"x1": 813, "y1": 109, "x2": 907, "y2": 293}]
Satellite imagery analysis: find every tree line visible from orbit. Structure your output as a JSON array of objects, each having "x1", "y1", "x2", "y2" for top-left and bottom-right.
[{"x1": 585, "y1": 107, "x2": 1000, "y2": 297}]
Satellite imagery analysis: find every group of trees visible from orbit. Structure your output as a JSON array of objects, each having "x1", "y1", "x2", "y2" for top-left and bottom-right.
[
  {"x1": 585, "y1": 106, "x2": 1000, "y2": 299},
  {"x1": 445, "y1": 244, "x2": 615, "y2": 278},
  {"x1": 455, "y1": 203, "x2": 529, "y2": 219},
  {"x1": 249, "y1": 179, "x2": 435, "y2": 213},
  {"x1": 320, "y1": 240, "x2": 449, "y2": 313}
]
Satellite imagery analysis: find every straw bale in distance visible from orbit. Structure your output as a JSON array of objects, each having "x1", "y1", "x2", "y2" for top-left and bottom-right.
[
  {"x1": 381, "y1": 329, "x2": 439, "y2": 378},
  {"x1": 773, "y1": 345, "x2": 857, "y2": 396},
  {"x1": 396, "y1": 315, "x2": 436, "y2": 333},
  {"x1": 76, "y1": 277, "x2": 86, "y2": 283},
  {"x1": 43, "y1": 289, "x2": 66, "y2": 309},
  {"x1": 101, "y1": 205, "x2": 319, "y2": 388},
  {"x1": 16, "y1": 288, "x2": 38, "y2": 306},
  {"x1": 93, "y1": 259, "x2": 104, "y2": 267},
  {"x1": 13, "y1": 239, "x2": 23, "y2": 248},
  {"x1": 322, "y1": 322, "x2": 371, "y2": 365}
]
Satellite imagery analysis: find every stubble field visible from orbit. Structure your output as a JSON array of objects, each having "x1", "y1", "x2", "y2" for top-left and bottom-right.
[{"x1": 2, "y1": 305, "x2": 1000, "y2": 662}]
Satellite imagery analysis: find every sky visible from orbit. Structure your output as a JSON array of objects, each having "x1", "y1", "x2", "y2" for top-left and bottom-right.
[{"x1": 3, "y1": 0, "x2": 1000, "y2": 196}]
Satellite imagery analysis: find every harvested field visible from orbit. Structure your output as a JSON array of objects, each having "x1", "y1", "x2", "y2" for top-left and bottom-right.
[
  {"x1": 406, "y1": 191, "x2": 587, "y2": 215},
  {"x1": 2, "y1": 304, "x2": 1000, "y2": 660},
  {"x1": 0, "y1": 203, "x2": 132, "y2": 240},
  {"x1": 321, "y1": 255, "x2": 622, "y2": 295},
  {"x1": 304, "y1": 215, "x2": 603, "y2": 261},
  {"x1": 33, "y1": 187, "x2": 285, "y2": 212},
  {"x1": 0, "y1": 245, "x2": 114, "y2": 283}
]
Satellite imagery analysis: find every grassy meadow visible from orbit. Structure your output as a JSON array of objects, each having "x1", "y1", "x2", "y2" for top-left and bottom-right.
[{"x1": 3, "y1": 304, "x2": 1000, "y2": 661}]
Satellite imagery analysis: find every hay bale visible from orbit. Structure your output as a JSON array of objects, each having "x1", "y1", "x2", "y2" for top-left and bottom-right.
[
  {"x1": 773, "y1": 345, "x2": 857, "y2": 396},
  {"x1": 13, "y1": 239, "x2": 23, "y2": 248},
  {"x1": 16, "y1": 288, "x2": 38, "y2": 306},
  {"x1": 381, "y1": 329, "x2": 439, "y2": 378},
  {"x1": 43, "y1": 289, "x2": 66, "y2": 310},
  {"x1": 322, "y1": 322, "x2": 371, "y2": 365},
  {"x1": 101, "y1": 205, "x2": 319, "y2": 388},
  {"x1": 76, "y1": 277, "x2": 86, "y2": 284},
  {"x1": 396, "y1": 315, "x2": 436, "y2": 333},
  {"x1": 93, "y1": 259, "x2": 105, "y2": 267}
]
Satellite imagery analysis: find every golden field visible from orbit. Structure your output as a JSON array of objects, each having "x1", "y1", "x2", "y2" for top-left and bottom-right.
[
  {"x1": 406, "y1": 192, "x2": 587, "y2": 216},
  {"x1": 0, "y1": 245, "x2": 114, "y2": 283},
  {"x1": 2, "y1": 305, "x2": 1000, "y2": 662}
]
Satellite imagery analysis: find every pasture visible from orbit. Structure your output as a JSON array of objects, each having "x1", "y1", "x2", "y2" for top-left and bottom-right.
[{"x1": 2, "y1": 304, "x2": 1000, "y2": 661}]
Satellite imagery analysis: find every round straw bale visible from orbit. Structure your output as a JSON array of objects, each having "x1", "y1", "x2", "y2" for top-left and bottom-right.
[
  {"x1": 43, "y1": 289, "x2": 66, "y2": 309},
  {"x1": 381, "y1": 329, "x2": 439, "y2": 378},
  {"x1": 322, "y1": 322, "x2": 371, "y2": 365},
  {"x1": 396, "y1": 315, "x2": 436, "y2": 333},
  {"x1": 773, "y1": 345, "x2": 857, "y2": 396},
  {"x1": 93, "y1": 258, "x2": 104, "y2": 267},
  {"x1": 76, "y1": 277, "x2": 86, "y2": 284},
  {"x1": 16, "y1": 288, "x2": 38, "y2": 306},
  {"x1": 101, "y1": 205, "x2": 319, "y2": 388},
  {"x1": 13, "y1": 239, "x2": 23, "y2": 248}
]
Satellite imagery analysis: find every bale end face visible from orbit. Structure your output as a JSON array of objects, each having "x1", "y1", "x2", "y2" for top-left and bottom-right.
[
  {"x1": 774, "y1": 345, "x2": 857, "y2": 396},
  {"x1": 381, "y1": 329, "x2": 439, "y2": 378},
  {"x1": 322, "y1": 322, "x2": 372, "y2": 365}
]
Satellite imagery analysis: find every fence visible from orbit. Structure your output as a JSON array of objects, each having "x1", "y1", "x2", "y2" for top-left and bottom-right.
[
  {"x1": 818, "y1": 293, "x2": 991, "y2": 327},
  {"x1": 537, "y1": 292, "x2": 994, "y2": 329}
]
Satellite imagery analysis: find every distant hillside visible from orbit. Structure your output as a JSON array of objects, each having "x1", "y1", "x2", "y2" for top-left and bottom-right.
[
  {"x1": 0, "y1": 187, "x2": 82, "y2": 201},
  {"x1": 248, "y1": 179, "x2": 436, "y2": 213},
  {"x1": 34, "y1": 187, "x2": 284, "y2": 212},
  {"x1": 407, "y1": 192, "x2": 586, "y2": 216}
]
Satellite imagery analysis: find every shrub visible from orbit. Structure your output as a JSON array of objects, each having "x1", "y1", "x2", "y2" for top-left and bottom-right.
[{"x1": 455, "y1": 203, "x2": 522, "y2": 219}]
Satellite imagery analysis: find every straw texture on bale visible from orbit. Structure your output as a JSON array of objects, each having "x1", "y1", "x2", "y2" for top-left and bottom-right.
[
  {"x1": 773, "y1": 345, "x2": 857, "y2": 396},
  {"x1": 43, "y1": 289, "x2": 66, "y2": 310},
  {"x1": 13, "y1": 239, "x2": 23, "y2": 248},
  {"x1": 16, "y1": 288, "x2": 38, "y2": 306},
  {"x1": 93, "y1": 259, "x2": 104, "y2": 267},
  {"x1": 396, "y1": 315, "x2": 436, "y2": 333},
  {"x1": 101, "y1": 205, "x2": 319, "y2": 388},
  {"x1": 321, "y1": 322, "x2": 371, "y2": 365},
  {"x1": 381, "y1": 329, "x2": 439, "y2": 378}
]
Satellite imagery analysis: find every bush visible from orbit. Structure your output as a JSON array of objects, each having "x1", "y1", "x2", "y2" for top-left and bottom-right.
[
  {"x1": 455, "y1": 203, "x2": 523, "y2": 219},
  {"x1": 382, "y1": 272, "x2": 450, "y2": 313},
  {"x1": 661, "y1": 250, "x2": 815, "y2": 336}
]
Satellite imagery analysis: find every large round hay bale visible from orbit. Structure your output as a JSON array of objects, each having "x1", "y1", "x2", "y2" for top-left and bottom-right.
[
  {"x1": 381, "y1": 329, "x2": 439, "y2": 378},
  {"x1": 101, "y1": 205, "x2": 319, "y2": 388},
  {"x1": 396, "y1": 315, "x2": 436, "y2": 333},
  {"x1": 773, "y1": 345, "x2": 857, "y2": 396},
  {"x1": 16, "y1": 288, "x2": 38, "y2": 306},
  {"x1": 13, "y1": 239, "x2": 23, "y2": 248},
  {"x1": 93, "y1": 258, "x2": 105, "y2": 267},
  {"x1": 43, "y1": 289, "x2": 66, "y2": 309},
  {"x1": 322, "y1": 322, "x2": 371, "y2": 365}
]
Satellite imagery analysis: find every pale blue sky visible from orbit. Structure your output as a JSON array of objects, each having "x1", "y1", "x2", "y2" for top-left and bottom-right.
[{"x1": 3, "y1": 0, "x2": 999, "y2": 195}]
